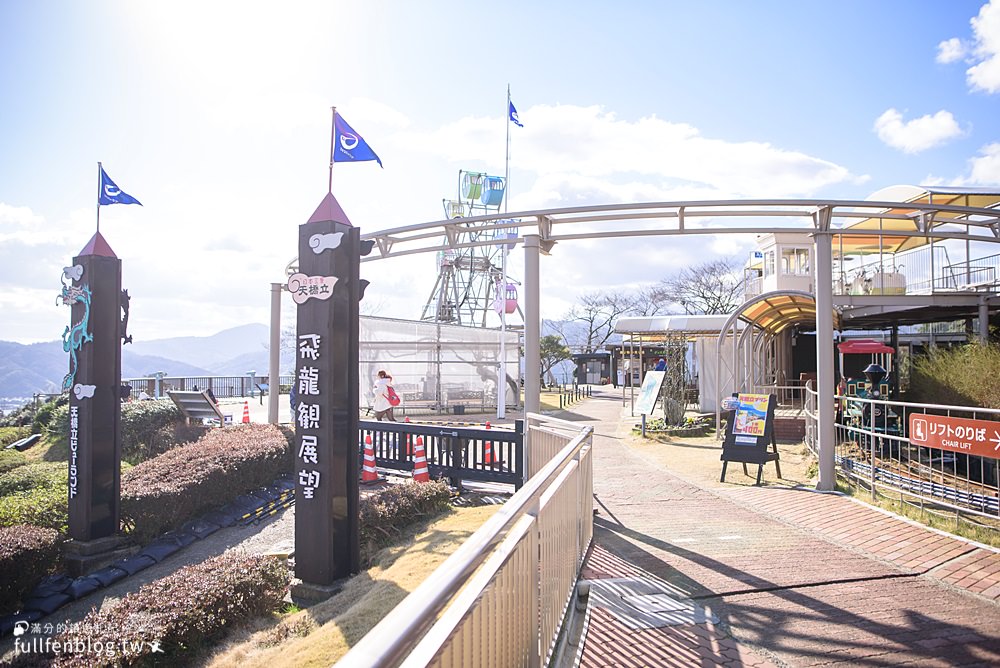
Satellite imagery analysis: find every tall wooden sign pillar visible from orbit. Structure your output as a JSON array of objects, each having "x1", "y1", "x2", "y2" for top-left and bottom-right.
[
  {"x1": 62, "y1": 232, "x2": 123, "y2": 542},
  {"x1": 292, "y1": 193, "x2": 362, "y2": 589}
]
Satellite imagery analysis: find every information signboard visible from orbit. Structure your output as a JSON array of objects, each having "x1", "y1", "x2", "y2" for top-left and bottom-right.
[
  {"x1": 635, "y1": 370, "x2": 665, "y2": 416},
  {"x1": 908, "y1": 413, "x2": 1000, "y2": 459},
  {"x1": 720, "y1": 393, "x2": 781, "y2": 485}
]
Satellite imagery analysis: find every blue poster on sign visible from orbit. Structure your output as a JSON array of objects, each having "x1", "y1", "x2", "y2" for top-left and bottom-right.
[{"x1": 635, "y1": 370, "x2": 665, "y2": 415}]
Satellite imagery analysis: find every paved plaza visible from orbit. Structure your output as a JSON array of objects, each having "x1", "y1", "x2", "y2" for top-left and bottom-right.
[{"x1": 563, "y1": 387, "x2": 1000, "y2": 667}]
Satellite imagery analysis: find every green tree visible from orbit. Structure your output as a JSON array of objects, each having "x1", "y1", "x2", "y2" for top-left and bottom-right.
[{"x1": 541, "y1": 335, "x2": 572, "y2": 380}]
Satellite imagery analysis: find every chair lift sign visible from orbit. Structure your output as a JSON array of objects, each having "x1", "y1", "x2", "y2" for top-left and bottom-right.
[{"x1": 909, "y1": 413, "x2": 1000, "y2": 458}]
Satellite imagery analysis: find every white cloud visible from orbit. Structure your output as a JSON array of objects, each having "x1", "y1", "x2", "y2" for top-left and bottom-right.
[
  {"x1": 968, "y1": 0, "x2": 1000, "y2": 92},
  {"x1": 927, "y1": 142, "x2": 1000, "y2": 186},
  {"x1": 943, "y1": 0, "x2": 1000, "y2": 92},
  {"x1": 967, "y1": 142, "x2": 1000, "y2": 182},
  {"x1": 873, "y1": 108, "x2": 964, "y2": 153},
  {"x1": 937, "y1": 37, "x2": 967, "y2": 63},
  {"x1": 0, "y1": 203, "x2": 44, "y2": 243},
  {"x1": 404, "y1": 104, "x2": 855, "y2": 200}
]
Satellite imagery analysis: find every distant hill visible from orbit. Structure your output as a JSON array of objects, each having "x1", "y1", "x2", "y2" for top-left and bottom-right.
[
  {"x1": 0, "y1": 324, "x2": 283, "y2": 398},
  {"x1": 125, "y1": 323, "x2": 270, "y2": 370}
]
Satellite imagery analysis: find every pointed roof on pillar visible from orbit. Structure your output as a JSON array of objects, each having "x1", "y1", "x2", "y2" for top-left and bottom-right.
[
  {"x1": 308, "y1": 192, "x2": 353, "y2": 226},
  {"x1": 78, "y1": 231, "x2": 117, "y2": 258}
]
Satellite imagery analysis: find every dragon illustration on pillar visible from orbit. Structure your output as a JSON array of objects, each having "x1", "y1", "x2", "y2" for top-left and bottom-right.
[{"x1": 57, "y1": 265, "x2": 93, "y2": 391}]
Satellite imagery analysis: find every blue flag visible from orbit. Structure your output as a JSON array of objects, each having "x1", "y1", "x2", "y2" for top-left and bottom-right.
[
  {"x1": 333, "y1": 114, "x2": 383, "y2": 167},
  {"x1": 508, "y1": 100, "x2": 523, "y2": 128},
  {"x1": 98, "y1": 166, "x2": 142, "y2": 206}
]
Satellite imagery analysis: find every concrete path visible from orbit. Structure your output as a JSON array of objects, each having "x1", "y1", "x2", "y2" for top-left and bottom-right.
[{"x1": 562, "y1": 387, "x2": 1000, "y2": 667}]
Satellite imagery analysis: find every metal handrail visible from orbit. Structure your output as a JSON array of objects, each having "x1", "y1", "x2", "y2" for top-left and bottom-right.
[
  {"x1": 337, "y1": 421, "x2": 594, "y2": 667},
  {"x1": 803, "y1": 384, "x2": 1000, "y2": 518}
]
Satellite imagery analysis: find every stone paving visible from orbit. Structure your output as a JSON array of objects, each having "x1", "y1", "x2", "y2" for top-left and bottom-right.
[{"x1": 564, "y1": 387, "x2": 1000, "y2": 667}]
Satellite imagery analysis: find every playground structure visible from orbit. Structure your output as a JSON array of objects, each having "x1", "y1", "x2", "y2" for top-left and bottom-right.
[{"x1": 421, "y1": 170, "x2": 522, "y2": 328}]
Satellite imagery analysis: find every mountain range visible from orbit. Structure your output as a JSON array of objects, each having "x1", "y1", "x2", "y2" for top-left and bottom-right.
[{"x1": 0, "y1": 324, "x2": 283, "y2": 398}]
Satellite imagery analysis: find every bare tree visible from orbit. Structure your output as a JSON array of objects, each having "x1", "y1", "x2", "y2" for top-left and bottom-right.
[
  {"x1": 658, "y1": 258, "x2": 745, "y2": 315},
  {"x1": 558, "y1": 291, "x2": 637, "y2": 353},
  {"x1": 631, "y1": 284, "x2": 671, "y2": 317}
]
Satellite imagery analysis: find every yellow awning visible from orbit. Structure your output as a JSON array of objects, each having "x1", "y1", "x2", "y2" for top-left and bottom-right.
[
  {"x1": 739, "y1": 292, "x2": 839, "y2": 335},
  {"x1": 835, "y1": 185, "x2": 1000, "y2": 256}
]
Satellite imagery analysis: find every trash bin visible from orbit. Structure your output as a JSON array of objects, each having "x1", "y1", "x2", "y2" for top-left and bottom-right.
[{"x1": 453, "y1": 405, "x2": 465, "y2": 415}]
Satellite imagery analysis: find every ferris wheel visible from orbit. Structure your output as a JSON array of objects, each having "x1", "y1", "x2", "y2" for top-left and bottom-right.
[{"x1": 420, "y1": 170, "x2": 521, "y2": 328}]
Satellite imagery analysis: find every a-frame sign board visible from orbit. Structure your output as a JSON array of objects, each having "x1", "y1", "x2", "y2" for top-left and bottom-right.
[{"x1": 720, "y1": 393, "x2": 782, "y2": 486}]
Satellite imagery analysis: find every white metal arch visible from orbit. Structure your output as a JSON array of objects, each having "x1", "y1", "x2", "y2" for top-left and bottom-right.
[
  {"x1": 274, "y1": 197, "x2": 1000, "y2": 491},
  {"x1": 714, "y1": 290, "x2": 821, "y2": 440}
]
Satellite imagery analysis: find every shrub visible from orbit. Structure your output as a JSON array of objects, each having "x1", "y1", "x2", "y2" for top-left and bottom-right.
[
  {"x1": 0, "y1": 486, "x2": 68, "y2": 532},
  {"x1": 0, "y1": 461, "x2": 66, "y2": 497},
  {"x1": 31, "y1": 394, "x2": 68, "y2": 434},
  {"x1": 121, "y1": 423, "x2": 292, "y2": 542},
  {"x1": 0, "y1": 426, "x2": 31, "y2": 448},
  {"x1": 0, "y1": 401, "x2": 35, "y2": 428},
  {"x1": 359, "y1": 480, "x2": 452, "y2": 562},
  {"x1": 120, "y1": 400, "x2": 186, "y2": 461},
  {"x1": 48, "y1": 399, "x2": 190, "y2": 464},
  {"x1": 908, "y1": 342, "x2": 1000, "y2": 409},
  {"x1": 0, "y1": 525, "x2": 62, "y2": 615},
  {"x1": 42, "y1": 552, "x2": 289, "y2": 667},
  {"x1": 0, "y1": 449, "x2": 28, "y2": 475}
]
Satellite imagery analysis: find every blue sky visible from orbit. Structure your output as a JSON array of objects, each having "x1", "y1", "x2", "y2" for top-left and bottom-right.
[{"x1": 2, "y1": 0, "x2": 999, "y2": 344}]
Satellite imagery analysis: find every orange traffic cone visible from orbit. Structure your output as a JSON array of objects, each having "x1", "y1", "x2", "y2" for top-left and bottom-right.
[
  {"x1": 242, "y1": 401, "x2": 250, "y2": 424},
  {"x1": 412, "y1": 435, "x2": 430, "y2": 483},
  {"x1": 404, "y1": 417, "x2": 413, "y2": 456},
  {"x1": 361, "y1": 434, "x2": 379, "y2": 484},
  {"x1": 483, "y1": 421, "x2": 501, "y2": 465}
]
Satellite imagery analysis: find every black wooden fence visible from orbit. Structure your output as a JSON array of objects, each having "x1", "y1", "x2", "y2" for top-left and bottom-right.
[{"x1": 359, "y1": 419, "x2": 524, "y2": 489}]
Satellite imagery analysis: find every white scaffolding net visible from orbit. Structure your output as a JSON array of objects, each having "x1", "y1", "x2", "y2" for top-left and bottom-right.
[{"x1": 360, "y1": 315, "x2": 520, "y2": 413}]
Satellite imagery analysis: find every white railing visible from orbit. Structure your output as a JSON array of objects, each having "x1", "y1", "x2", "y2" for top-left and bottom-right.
[
  {"x1": 804, "y1": 385, "x2": 1000, "y2": 519},
  {"x1": 753, "y1": 383, "x2": 807, "y2": 410},
  {"x1": 337, "y1": 414, "x2": 594, "y2": 668}
]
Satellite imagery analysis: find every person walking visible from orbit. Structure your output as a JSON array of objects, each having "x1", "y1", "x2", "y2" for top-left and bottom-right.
[{"x1": 372, "y1": 369, "x2": 397, "y2": 422}]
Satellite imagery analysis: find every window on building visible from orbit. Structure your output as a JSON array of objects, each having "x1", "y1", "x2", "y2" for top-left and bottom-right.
[
  {"x1": 781, "y1": 248, "x2": 810, "y2": 275},
  {"x1": 764, "y1": 250, "x2": 776, "y2": 277}
]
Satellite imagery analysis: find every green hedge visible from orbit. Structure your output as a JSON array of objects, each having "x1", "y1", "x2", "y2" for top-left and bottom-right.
[
  {"x1": 48, "y1": 399, "x2": 191, "y2": 464},
  {"x1": 0, "y1": 449, "x2": 28, "y2": 475},
  {"x1": 0, "y1": 524, "x2": 62, "y2": 616},
  {"x1": 0, "y1": 461, "x2": 66, "y2": 497},
  {"x1": 121, "y1": 423, "x2": 293, "y2": 543},
  {"x1": 0, "y1": 486, "x2": 68, "y2": 533},
  {"x1": 0, "y1": 426, "x2": 31, "y2": 449},
  {"x1": 39, "y1": 552, "x2": 288, "y2": 667}
]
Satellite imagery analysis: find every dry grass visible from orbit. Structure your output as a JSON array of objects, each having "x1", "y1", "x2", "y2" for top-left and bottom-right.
[
  {"x1": 624, "y1": 431, "x2": 819, "y2": 490},
  {"x1": 200, "y1": 504, "x2": 498, "y2": 668}
]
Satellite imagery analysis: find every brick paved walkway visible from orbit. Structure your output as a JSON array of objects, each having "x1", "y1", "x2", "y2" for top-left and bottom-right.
[{"x1": 562, "y1": 387, "x2": 1000, "y2": 667}]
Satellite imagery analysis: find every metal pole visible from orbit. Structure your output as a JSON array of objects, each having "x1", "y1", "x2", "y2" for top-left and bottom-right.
[
  {"x1": 268, "y1": 282, "x2": 282, "y2": 424},
  {"x1": 328, "y1": 107, "x2": 336, "y2": 194},
  {"x1": 980, "y1": 296, "x2": 990, "y2": 343},
  {"x1": 498, "y1": 86, "x2": 512, "y2": 420},
  {"x1": 96, "y1": 162, "x2": 101, "y2": 235},
  {"x1": 815, "y1": 207, "x2": 836, "y2": 491},
  {"x1": 524, "y1": 234, "x2": 541, "y2": 418},
  {"x1": 498, "y1": 240, "x2": 508, "y2": 420},
  {"x1": 505, "y1": 85, "x2": 511, "y2": 214}
]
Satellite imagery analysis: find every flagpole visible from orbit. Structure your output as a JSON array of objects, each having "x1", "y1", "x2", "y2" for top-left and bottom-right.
[
  {"x1": 498, "y1": 86, "x2": 511, "y2": 420},
  {"x1": 96, "y1": 162, "x2": 101, "y2": 235},
  {"x1": 505, "y1": 85, "x2": 511, "y2": 215},
  {"x1": 328, "y1": 106, "x2": 337, "y2": 194}
]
